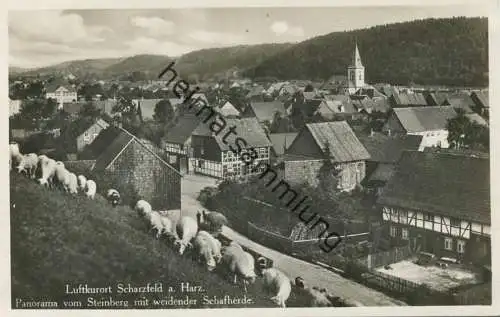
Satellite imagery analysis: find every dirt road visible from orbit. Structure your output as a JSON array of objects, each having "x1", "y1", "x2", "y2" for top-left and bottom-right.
[{"x1": 180, "y1": 174, "x2": 406, "y2": 306}]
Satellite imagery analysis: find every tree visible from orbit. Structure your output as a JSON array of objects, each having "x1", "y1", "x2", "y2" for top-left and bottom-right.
[
  {"x1": 447, "y1": 109, "x2": 489, "y2": 150},
  {"x1": 79, "y1": 102, "x2": 101, "y2": 119},
  {"x1": 153, "y1": 99, "x2": 175, "y2": 123}
]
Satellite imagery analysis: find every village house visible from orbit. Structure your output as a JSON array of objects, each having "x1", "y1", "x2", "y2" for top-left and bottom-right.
[
  {"x1": 45, "y1": 83, "x2": 78, "y2": 108},
  {"x1": 284, "y1": 121, "x2": 371, "y2": 191},
  {"x1": 190, "y1": 117, "x2": 272, "y2": 180},
  {"x1": 87, "y1": 126, "x2": 182, "y2": 211},
  {"x1": 58, "y1": 117, "x2": 110, "y2": 159},
  {"x1": 471, "y1": 91, "x2": 489, "y2": 117},
  {"x1": 94, "y1": 99, "x2": 119, "y2": 115},
  {"x1": 354, "y1": 129, "x2": 423, "y2": 192},
  {"x1": 442, "y1": 92, "x2": 476, "y2": 114},
  {"x1": 389, "y1": 91, "x2": 428, "y2": 108},
  {"x1": 160, "y1": 114, "x2": 202, "y2": 174},
  {"x1": 382, "y1": 106, "x2": 457, "y2": 150},
  {"x1": 244, "y1": 101, "x2": 286, "y2": 125},
  {"x1": 268, "y1": 132, "x2": 299, "y2": 164},
  {"x1": 218, "y1": 100, "x2": 242, "y2": 117},
  {"x1": 378, "y1": 150, "x2": 490, "y2": 265}
]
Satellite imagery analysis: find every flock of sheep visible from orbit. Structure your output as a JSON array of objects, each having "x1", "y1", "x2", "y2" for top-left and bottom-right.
[
  {"x1": 10, "y1": 141, "x2": 350, "y2": 308},
  {"x1": 9, "y1": 143, "x2": 102, "y2": 200}
]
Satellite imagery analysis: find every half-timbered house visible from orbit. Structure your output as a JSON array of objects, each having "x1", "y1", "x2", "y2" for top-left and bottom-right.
[
  {"x1": 161, "y1": 114, "x2": 202, "y2": 174},
  {"x1": 190, "y1": 117, "x2": 272, "y2": 180},
  {"x1": 378, "y1": 150, "x2": 490, "y2": 264}
]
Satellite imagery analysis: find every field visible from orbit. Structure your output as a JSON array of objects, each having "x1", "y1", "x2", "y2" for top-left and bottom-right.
[{"x1": 10, "y1": 173, "x2": 282, "y2": 309}]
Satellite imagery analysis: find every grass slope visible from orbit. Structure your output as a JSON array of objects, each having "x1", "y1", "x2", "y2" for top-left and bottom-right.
[{"x1": 10, "y1": 173, "x2": 279, "y2": 309}]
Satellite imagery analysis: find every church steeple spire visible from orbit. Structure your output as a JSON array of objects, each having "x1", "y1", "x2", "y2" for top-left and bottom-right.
[
  {"x1": 352, "y1": 42, "x2": 363, "y2": 67},
  {"x1": 346, "y1": 42, "x2": 365, "y2": 95}
]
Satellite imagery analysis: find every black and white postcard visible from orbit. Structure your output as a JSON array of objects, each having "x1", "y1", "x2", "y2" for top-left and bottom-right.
[{"x1": 5, "y1": 1, "x2": 499, "y2": 316}]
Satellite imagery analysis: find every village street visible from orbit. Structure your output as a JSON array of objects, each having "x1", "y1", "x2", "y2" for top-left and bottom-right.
[{"x1": 179, "y1": 174, "x2": 406, "y2": 307}]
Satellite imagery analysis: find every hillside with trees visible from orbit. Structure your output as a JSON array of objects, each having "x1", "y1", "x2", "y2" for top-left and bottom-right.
[{"x1": 244, "y1": 17, "x2": 488, "y2": 87}]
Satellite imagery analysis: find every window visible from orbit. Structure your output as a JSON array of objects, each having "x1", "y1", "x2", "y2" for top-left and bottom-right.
[
  {"x1": 450, "y1": 218, "x2": 460, "y2": 227},
  {"x1": 390, "y1": 226, "x2": 397, "y2": 237},
  {"x1": 402, "y1": 228, "x2": 409, "y2": 240},
  {"x1": 198, "y1": 160, "x2": 204, "y2": 168},
  {"x1": 444, "y1": 237, "x2": 453, "y2": 251},
  {"x1": 169, "y1": 155, "x2": 177, "y2": 165},
  {"x1": 424, "y1": 213, "x2": 433, "y2": 221},
  {"x1": 457, "y1": 240, "x2": 466, "y2": 253}
]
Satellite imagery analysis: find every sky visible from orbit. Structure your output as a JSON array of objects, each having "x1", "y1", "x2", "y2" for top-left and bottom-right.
[{"x1": 8, "y1": 6, "x2": 489, "y2": 68}]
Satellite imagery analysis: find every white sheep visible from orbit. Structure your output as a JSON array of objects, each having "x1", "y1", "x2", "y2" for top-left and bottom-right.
[
  {"x1": 38, "y1": 157, "x2": 57, "y2": 188},
  {"x1": 16, "y1": 153, "x2": 39, "y2": 179},
  {"x1": 193, "y1": 234, "x2": 217, "y2": 271},
  {"x1": 77, "y1": 175, "x2": 87, "y2": 191},
  {"x1": 261, "y1": 267, "x2": 292, "y2": 308},
  {"x1": 106, "y1": 189, "x2": 121, "y2": 206},
  {"x1": 10, "y1": 143, "x2": 22, "y2": 171},
  {"x1": 85, "y1": 179, "x2": 97, "y2": 199},
  {"x1": 68, "y1": 172, "x2": 78, "y2": 194},
  {"x1": 195, "y1": 230, "x2": 222, "y2": 263},
  {"x1": 175, "y1": 216, "x2": 198, "y2": 255},
  {"x1": 54, "y1": 164, "x2": 71, "y2": 192},
  {"x1": 221, "y1": 243, "x2": 256, "y2": 292},
  {"x1": 135, "y1": 200, "x2": 152, "y2": 218}
]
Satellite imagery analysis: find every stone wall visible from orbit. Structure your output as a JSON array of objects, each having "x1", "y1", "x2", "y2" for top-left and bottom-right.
[
  {"x1": 107, "y1": 140, "x2": 181, "y2": 210},
  {"x1": 284, "y1": 159, "x2": 365, "y2": 191},
  {"x1": 284, "y1": 159, "x2": 324, "y2": 187}
]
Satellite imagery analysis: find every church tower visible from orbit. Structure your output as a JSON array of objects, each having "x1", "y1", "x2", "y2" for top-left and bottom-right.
[{"x1": 347, "y1": 43, "x2": 365, "y2": 94}]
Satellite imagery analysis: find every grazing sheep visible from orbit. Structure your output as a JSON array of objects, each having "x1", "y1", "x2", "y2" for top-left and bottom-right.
[
  {"x1": 175, "y1": 216, "x2": 198, "y2": 255},
  {"x1": 148, "y1": 211, "x2": 166, "y2": 239},
  {"x1": 54, "y1": 164, "x2": 71, "y2": 192},
  {"x1": 10, "y1": 143, "x2": 22, "y2": 171},
  {"x1": 203, "y1": 211, "x2": 228, "y2": 232},
  {"x1": 77, "y1": 175, "x2": 87, "y2": 191},
  {"x1": 195, "y1": 230, "x2": 222, "y2": 263},
  {"x1": 55, "y1": 161, "x2": 65, "y2": 168},
  {"x1": 16, "y1": 153, "x2": 39, "y2": 179},
  {"x1": 85, "y1": 179, "x2": 97, "y2": 199},
  {"x1": 261, "y1": 267, "x2": 292, "y2": 308},
  {"x1": 221, "y1": 243, "x2": 257, "y2": 292},
  {"x1": 68, "y1": 172, "x2": 78, "y2": 194},
  {"x1": 193, "y1": 234, "x2": 217, "y2": 271},
  {"x1": 106, "y1": 189, "x2": 121, "y2": 206},
  {"x1": 135, "y1": 200, "x2": 152, "y2": 218},
  {"x1": 38, "y1": 158, "x2": 57, "y2": 188}
]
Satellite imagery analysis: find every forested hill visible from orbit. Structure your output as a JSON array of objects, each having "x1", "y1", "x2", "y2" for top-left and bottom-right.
[{"x1": 243, "y1": 17, "x2": 488, "y2": 87}]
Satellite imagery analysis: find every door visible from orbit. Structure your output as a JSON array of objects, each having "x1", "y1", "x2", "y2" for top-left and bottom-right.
[{"x1": 179, "y1": 157, "x2": 187, "y2": 174}]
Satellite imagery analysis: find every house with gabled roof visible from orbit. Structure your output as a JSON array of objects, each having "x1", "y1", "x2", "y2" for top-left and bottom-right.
[
  {"x1": 284, "y1": 121, "x2": 370, "y2": 191},
  {"x1": 218, "y1": 101, "x2": 241, "y2": 117},
  {"x1": 471, "y1": 91, "x2": 489, "y2": 117},
  {"x1": 45, "y1": 82, "x2": 78, "y2": 108},
  {"x1": 378, "y1": 150, "x2": 490, "y2": 264},
  {"x1": 244, "y1": 101, "x2": 286, "y2": 124},
  {"x1": 86, "y1": 126, "x2": 182, "y2": 211},
  {"x1": 160, "y1": 114, "x2": 202, "y2": 174},
  {"x1": 190, "y1": 117, "x2": 272, "y2": 180},
  {"x1": 269, "y1": 132, "x2": 298, "y2": 163},
  {"x1": 354, "y1": 129, "x2": 423, "y2": 191},
  {"x1": 383, "y1": 106, "x2": 457, "y2": 150},
  {"x1": 390, "y1": 91, "x2": 428, "y2": 108},
  {"x1": 57, "y1": 117, "x2": 110, "y2": 159}
]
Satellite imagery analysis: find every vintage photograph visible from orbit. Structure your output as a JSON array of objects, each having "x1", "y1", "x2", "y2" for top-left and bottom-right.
[{"x1": 8, "y1": 5, "x2": 492, "y2": 311}]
